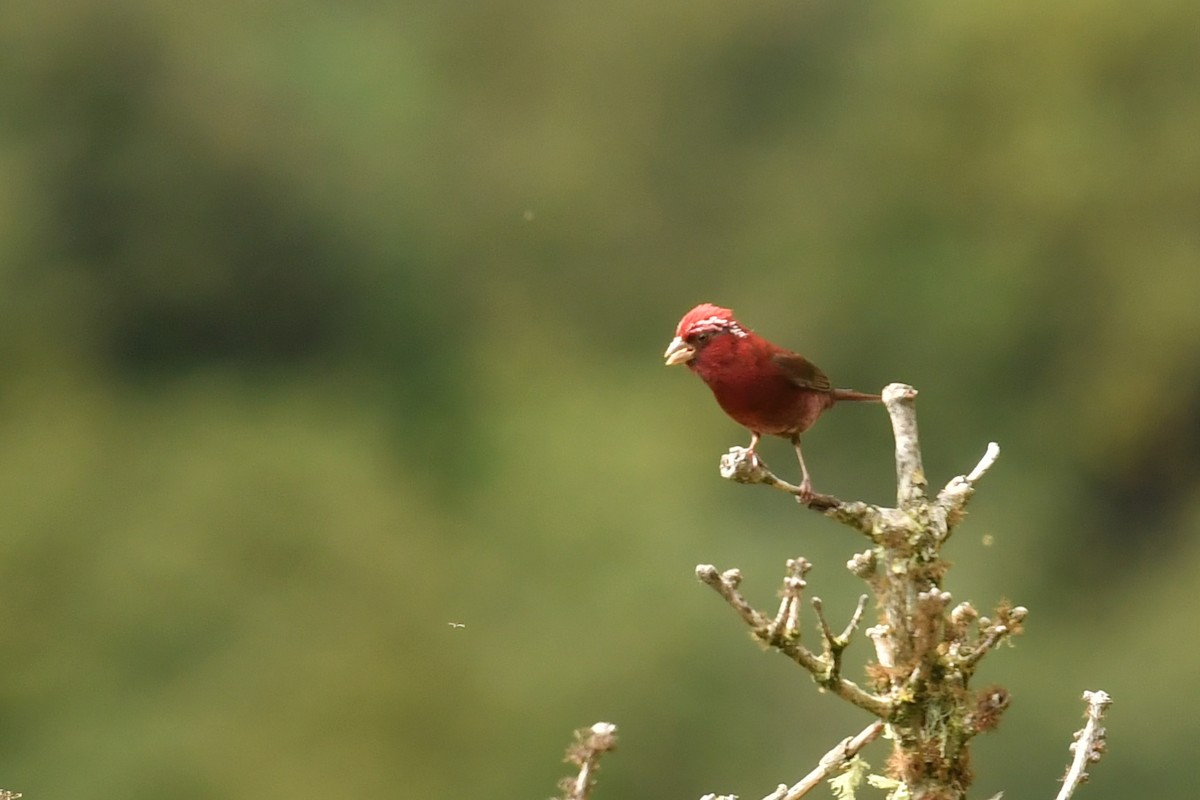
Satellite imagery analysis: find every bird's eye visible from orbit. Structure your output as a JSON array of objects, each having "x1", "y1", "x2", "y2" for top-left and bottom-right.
[{"x1": 694, "y1": 331, "x2": 712, "y2": 344}]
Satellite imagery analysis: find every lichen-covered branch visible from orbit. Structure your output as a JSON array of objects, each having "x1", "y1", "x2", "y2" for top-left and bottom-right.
[
  {"x1": 762, "y1": 721, "x2": 885, "y2": 800},
  {"x1": 957, "y1": 606, "x2": 1028, "y2": 674},
  {"x1": 1054, "y1": 691, "x2": 1112, "y2": 800},
  {"x1": 697, "y1": 562, "x2": 891, "y2": 718},
  {"x1": 556, "y1": 722, "x2": 618, "y2": 800},
  {"x1": 708, "y1": 383, "x2": 1039, "y2": 800},
  {"x1": 539, "y1": 381, "x2": 1110, "y2": 800}
]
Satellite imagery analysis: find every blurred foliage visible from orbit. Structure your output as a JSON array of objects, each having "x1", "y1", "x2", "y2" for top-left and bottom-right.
[{"x1": 1, "y1": 1, "x2": 1198, "y2": 798}]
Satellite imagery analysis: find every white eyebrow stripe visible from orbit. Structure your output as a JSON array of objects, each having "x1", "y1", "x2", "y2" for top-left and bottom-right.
[{"x1": 689, "y1": 316, "x2": 748, "y2": 337}]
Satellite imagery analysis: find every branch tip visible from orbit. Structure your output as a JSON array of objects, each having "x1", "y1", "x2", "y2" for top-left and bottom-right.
[
  {"x1": 882, "y1": 383, "x2": 926, "y2": 507},
  {"x1": 557, "y1": 722, "x2": 619, "y2": 800},
  {"x1": 811, "y1": 596, "x2": 836, "y2": 646},
  {"x1": 882, "y1": 382, "x2": 918, "y2": 403},
  {"x1": 1054, "y1": 691, "x2": 1112, "y2": 800},
  {"x1": 839, "y1": 595, "x2": 870, "y2": 643},
  {"x1": 967, "y1": 442, "x2": 1001, "y2": 483},
  {"x1": 846, "y1": 550, "x2": 877, "y2": 578}
]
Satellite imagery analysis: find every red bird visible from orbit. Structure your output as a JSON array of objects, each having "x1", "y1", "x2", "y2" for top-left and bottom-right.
[{"x1": 664, "y1": 303, "x2": 879, "y2": 499}]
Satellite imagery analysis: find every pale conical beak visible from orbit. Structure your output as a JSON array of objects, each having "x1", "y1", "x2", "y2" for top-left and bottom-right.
[{"x1": 663, "y1": 336, "x2": 695, "y2": 366}]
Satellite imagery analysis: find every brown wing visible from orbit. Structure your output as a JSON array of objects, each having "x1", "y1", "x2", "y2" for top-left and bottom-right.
[{"x1": 771, "y1": 351, "x2": 833, "y2": 393}]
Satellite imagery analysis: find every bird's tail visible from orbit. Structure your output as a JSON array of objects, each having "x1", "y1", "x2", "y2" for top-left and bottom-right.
[{"x1": 832, "y1": 388, "x2": 882, "y2": 403}]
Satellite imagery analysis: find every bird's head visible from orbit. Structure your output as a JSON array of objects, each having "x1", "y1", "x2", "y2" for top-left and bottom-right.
[{"x1": 663, "y1": 303, "x2": 749, "y2": 367}]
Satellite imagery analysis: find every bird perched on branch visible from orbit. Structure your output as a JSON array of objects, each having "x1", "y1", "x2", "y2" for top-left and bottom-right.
[{"x1": 664, "y1": 303, "x2": 879, "y2": 500}]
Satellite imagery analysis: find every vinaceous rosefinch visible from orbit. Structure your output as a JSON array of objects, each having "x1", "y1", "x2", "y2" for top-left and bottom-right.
[{"x1": 664, "y1": 303, "x2": 879, "y2": 499}]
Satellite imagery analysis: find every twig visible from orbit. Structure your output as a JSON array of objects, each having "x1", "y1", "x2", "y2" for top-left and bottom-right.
[
  {"x1": 838, "y1": 594, "x2": 870, "y2": 644},
  {"x1": 697, "y1": 563, "x2": 892, "y2": 718},
  {"x1": 769, "y1": 559, "x2": 810, "y2": 641},
  {"x1": 967, "y1": 442, "x2": 1001, "y2": 483},
  {"x1": 557, "y1": 722, "x2": 619, "y2": 800},
  {"x1": 696, "y1": 565, "x2": 770, "y2": 630},
  {"x1": 811, "y1": 596, "x2": 837, "y2": 651},
  {"x1": 957, "y1": 607, "x2": 1027, "y2": 674},
  {"x1": 761, "y1": 721, "x2": 886, "y2": 800},
  {"x1": 935, "y1": 441, "x2": 1002, "y2": 537},
  {"x1": 1054, "y1": 691, "x2": 1112, "y2": 800},
  {"x1": 810, "y1": 594, "x2": 867, "y2": 668},
  {"x1": 810, "y1": 594, "x2": 870, "y2": 694}
]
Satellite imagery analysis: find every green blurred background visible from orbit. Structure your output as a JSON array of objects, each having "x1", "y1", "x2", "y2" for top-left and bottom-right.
[{"x1": 2, "y1": 1, "x2": 1198, "y2": 798}]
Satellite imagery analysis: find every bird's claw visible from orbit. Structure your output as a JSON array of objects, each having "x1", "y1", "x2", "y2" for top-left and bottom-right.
[{"x1": 795, "y1": 483, "x2": 839, "y2": 511}]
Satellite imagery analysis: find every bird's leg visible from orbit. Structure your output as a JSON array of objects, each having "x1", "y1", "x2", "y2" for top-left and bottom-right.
[
  {"x1": 745, "y1": 432, "x2": 765, "y2": 468},
  {"x1": 792, "y1": 437, "x2": 814, "y2": 501}
]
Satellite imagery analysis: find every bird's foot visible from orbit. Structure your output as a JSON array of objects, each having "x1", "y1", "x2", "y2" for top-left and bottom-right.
[
  {"x1": 794, "y1": 480, "x2": 839, "y2": 510},
  {"x1": 720, "y1": 446, "x2": 770, "y2": 484}
]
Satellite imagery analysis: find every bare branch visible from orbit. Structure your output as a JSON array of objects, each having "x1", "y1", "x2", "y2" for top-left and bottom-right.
[
  {"x1": 761, "y1": 721, "x2": 886, "y2": 800},
  {"x1": 769, "y1": 559, "x2": 810, "y2": 641},
  {"x1": 838, "y1": 594, "x2": 870, "y2": 644},
  {"x1": 698, "y1": 562, "x2": 891, "y2": 718},
  {"x1": 811, "y1": 594, "x2": 870, "y2": 694},
  {"x1": 810, "y1": 596, "x2": 837, "y2": 652},
  {"x1": 1054, "y1": 691, "x2": 1112, "y2": 800},
  {"x1": 720, "y1": 447, "x2": 841, "y2": 510},
  {"x1": 967, "y1": 442, "x2": 1002, "y2": 483},
  {"x1": 696, "y1": 564, "x2": 770, "y2": 629},
  {"x1": 825, "y1": 678, "x2": 891, "y2": 718},
  {"x1": 936, "y1": 441, "x2": 1002, "y2": 536},
  {"x1": 882, "y1": 383, "x2": 925, "y2": 509}
]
